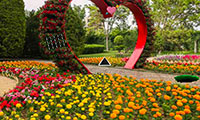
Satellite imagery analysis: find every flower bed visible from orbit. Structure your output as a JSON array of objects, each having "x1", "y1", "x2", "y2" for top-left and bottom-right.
[
  {"x1": 145, "y1": 55, "x2": 200, "y2": 75},
  {"x1": 0, "y1": 61, "x2": 200, "y2": 120},
  {"x1": 79, "y1": 57, "x2": 126, "y2": 67}
]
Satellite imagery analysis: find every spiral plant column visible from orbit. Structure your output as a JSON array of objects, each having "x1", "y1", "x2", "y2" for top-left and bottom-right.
[{"x1": 38, "y1": 0, "x2": 155, "y2": 74}]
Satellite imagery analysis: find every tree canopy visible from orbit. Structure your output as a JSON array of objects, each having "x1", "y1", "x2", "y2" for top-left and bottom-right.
[{"x1": 0, "y1": 0, "x2": 26, "y2": 57}]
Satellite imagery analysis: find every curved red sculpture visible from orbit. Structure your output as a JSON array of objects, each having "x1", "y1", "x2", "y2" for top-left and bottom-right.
[{"x1": 39, "y1": 0, "x2": 154, "y2": 74}]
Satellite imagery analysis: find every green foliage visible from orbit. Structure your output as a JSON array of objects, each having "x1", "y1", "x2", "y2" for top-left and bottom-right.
[
  {"x1": 85, "y1": 31, "x2": 105, "y2": 45},
  {"x1": 114, "y1": 35, "x2": 125, "y2": 52},
  {"x1": 65, "y1": 6, "x2": 86, "y2": 55},
  {"x1": 0, "y1": 0, "x2": 26, "y2": 57},
  {"x1": 83, "y1": 44, "x2": 105, "y2": 54},
  {"x1": 23, "y1": 10, "x2": 41, "y2": 58},
  {"x1": 151, "y1": 0, "x2": 200, "y2": 52}
]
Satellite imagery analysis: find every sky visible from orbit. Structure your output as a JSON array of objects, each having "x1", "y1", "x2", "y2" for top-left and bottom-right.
[{"x1": 24, "y1": 0, "x2": 92, "y2": 11}]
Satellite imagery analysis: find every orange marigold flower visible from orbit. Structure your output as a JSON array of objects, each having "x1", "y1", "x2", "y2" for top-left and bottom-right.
[
  {"x1": 177, "y1": 101, "x2": 183, "y2": 107},
  {"x1": 181, "y1": 98, "x2": 188, "y2": 103},
  {"x1": 196, "y1": 106, "x2": 200, "y2": 111},
  {"x1": 174, "y1": 115, "x2": 183, "y2": 120},
  {"x1": 189, "y1": 100, "x2": 194, "y2": 104},
  {"x1": 110, "y1": 113, "x2": 117, "y2": 118},
  {"x1": 164, "y1": 95, "x2": 171, "y2": 100},
  {"x1": 128, "y1": 102, "x2": 134, "y2": 108},
  {"x1": 115, "y1": 105, "x2": 122, "y2": 110},
  {"x1": 171, "y1": 105, "x2": 177, "y2": 110},
  {"x1": 150, "y1": 98, "x2": 156, "y2": 102},
  {"x1": 185, "y1": 84, "x2": 190, "y2": 88},
  {"x1": 139, "y1": 108, "x2": 147, "y2": 115},
  {"x1": 119, "y1": 115, "x2": 125, "y2": 120},
  {"x1": 156, "y1": 112, "x2": 162, "y2": 117},
  {"x1": 157, "y1": 93, "x2": 162, "y2": 97},
  {"x1": 184, "y1": 105, "x2": 190, "y2": 109},
  {"x1": 179, "y1": 111, "x2": 185, "y2": 115},
  {"x1": 169, "y1": 112, "x2": 175, "y2": 116},
  {"x1": 123, "y1": 108, "x2": 130, "y2": 113},
  {"x1": 113, "y1": 109, "x2": 120, "y2": 114},
  {"x1": 153, "y1": 114, "x2": 157, "y2": 118},
  {"x1": 172, "y1": 92, "x2": 178, "y2": 96},
  {"x1": 174, "y1": 85, "x2": 178, "y2": 88},
  {"x1": 152, "y1": 103, "x2": 159, "y2": 108},
  {"x1": 184, "y1": 109, "x2": 191, "y2": 114},
  {"x1": 166, "y1": 86, "x2": 171, "y2": 91}
]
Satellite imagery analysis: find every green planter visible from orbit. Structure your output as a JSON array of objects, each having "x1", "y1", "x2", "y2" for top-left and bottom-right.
[{"x1": 174, "y1": 75, "x2": 199, "y2": 83}]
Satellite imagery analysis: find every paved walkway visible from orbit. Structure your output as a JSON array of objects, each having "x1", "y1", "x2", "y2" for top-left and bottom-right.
[
  {"x1": 0, "y1": 60, "x2": 199, "y2": 96},
  {"x1": 0, "y1": 76, "x2": 17, "y2": 96}
]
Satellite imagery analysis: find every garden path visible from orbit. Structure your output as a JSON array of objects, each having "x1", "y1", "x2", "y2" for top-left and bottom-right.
[{"x1": 0, "y1": 76, "x2": 17, "y2": 96}]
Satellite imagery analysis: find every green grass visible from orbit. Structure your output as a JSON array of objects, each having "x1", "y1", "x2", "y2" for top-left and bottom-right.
[{"x1": 79, "y1": 51, "x2": 118, "y2": 58}]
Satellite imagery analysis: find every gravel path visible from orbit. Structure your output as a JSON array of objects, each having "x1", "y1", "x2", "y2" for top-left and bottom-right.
[
  {"x1": 0, "y1": 76, "x2": 17, "y2": 96},
  {"x1": 0, "y1": 61, "x2": 199, "y2": 96}
]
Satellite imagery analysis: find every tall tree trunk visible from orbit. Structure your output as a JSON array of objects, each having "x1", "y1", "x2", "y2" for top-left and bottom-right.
[
  {"x1": 106, "y1": 32, "x2": 109, "y2": 51},
  {"x1": 194, "y1": 39, "x2": 198, "y2": 53}
]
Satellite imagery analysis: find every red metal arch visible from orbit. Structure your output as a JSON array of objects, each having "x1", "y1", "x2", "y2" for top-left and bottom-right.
[
  {"x1": 74, "y1": 0, "x2": 148, "y2": 69},
  {"x1": 39, "y1": 0, "x2": 149, "y2": 73}
]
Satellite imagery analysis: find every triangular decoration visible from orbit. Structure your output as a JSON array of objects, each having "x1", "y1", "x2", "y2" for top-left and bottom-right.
[{"x1": 98, "y1": 57, "x2": 111, "y2": 66}]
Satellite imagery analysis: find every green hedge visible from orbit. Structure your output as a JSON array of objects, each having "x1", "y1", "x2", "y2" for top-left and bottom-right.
[{"x1": 83, "y1": 44, "x2": 105, "y2": 54}]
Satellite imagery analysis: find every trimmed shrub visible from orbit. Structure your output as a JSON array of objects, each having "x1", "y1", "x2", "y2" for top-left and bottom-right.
[{"x1": 83, "y1": 44, "x2": 105, "y2": 54}]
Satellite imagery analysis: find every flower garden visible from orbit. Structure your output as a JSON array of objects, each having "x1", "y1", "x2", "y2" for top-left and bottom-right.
[
  {"x1": 0, "y1": 60, "x2": 199, "y2": 120},
  {"x1": 80, "y1": 55, "x2": 200, "y2": 75}
]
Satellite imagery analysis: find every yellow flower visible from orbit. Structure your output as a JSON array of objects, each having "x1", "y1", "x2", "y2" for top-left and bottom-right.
[
  {"x1": 65, "y1": 111, "x2": 69, "y2": 115},
  {"x1": 66, "y1": 116, "x2": 71, "y2": 119},
  {"x1": 66, "y1": 104, "x2": 72, "y2": 109},
  {"x1": 81, "y1": 115, "x2": 87, "y2": 120},
  {"x1": 73, "y1": 117, "x2": 78, "y2": 120},
  {"x1": 40, "y1": 107, "x2": 46, "y2": 112},
  {"x1": 89, "y1": 108, "x2": 95, "y2": 112},
  {"x1": 0, "y1": 111, "x2": 4, "y2": 116},
  {"x1": 30, "y1": 118, "x2": 36, "y2": 120},
  {"x1": 28, "y1": 100, "x2": 32, "y2": 104},
  {"x1": 60, "y1": 109, "x2": 65, "y2": 114},
  {"x1": 44, "y1": 115, "x2": 51, "y2": 120},
  {"x1": 60, "y1": 99, "x2": 65, "y2": 103},
  {"x1": 16, "y1": 103, "x2": 22, "y2": 108},
  {"x1": 104, "y1": 101, "x2": 111, "y2": 106},
  {"x1": 89, "y1": 112, "x2": 94, "y2": 116},
  {"x1": 56, "y1": 103, "x2": 63, "y2": 108},
  {"x1": 33, "y1": 113, "x2": 38, "y2": 117},
  {"x1": 15, "y1": 114, "x2": 20, "y2": 118}
]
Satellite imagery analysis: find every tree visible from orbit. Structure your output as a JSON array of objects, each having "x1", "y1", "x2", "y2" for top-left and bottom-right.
[
  {"x1": 0, "y1": 0, "x2": 26, "y2": 57},
  {"x1": 114, "y1": 35, "x2": 125, "y2": 52},
  {"x1": 192, "y1": 30, "x2": 200, "y2": 53},
  {"x1": 86, "y1": 5, "x2": 132, "y2": 51},
  {"x1": 150, "y1": 0, "x2": 200, "y2": 52},
  {"x1": 23, "y1": 10, "x2": 41, "y2": 58},
  {"x1": 65, "y1": 6, "x2": 86, "y2": 55}
]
